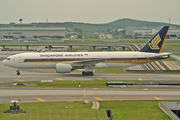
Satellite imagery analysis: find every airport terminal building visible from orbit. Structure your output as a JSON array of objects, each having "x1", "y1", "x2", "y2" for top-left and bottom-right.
[
  {"x1": 126, "y1": 26, "x2": 180, "y2": 39},
  {"x1": 0, "y1": 23, "x2": 66, "y2": 41}
]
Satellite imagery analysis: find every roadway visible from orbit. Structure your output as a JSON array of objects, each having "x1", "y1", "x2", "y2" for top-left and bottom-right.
[{"x1": 0, "y1": 87, "x2": 180, "y2": 104}]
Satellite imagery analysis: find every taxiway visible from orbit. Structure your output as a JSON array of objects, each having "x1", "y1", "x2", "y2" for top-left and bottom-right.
[
  {"x1": 0, "y1": 87, "x2": 180, "y2": 104},
  {"x1": 1, "y1": 51, "x2": 180, "y2": 104}
]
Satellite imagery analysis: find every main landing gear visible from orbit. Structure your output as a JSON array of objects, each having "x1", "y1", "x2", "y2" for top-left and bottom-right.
[
  {"x1": 82, "y1": 71, "x2": 93, "y2": 76},
  {"x1": 16, "y1": 69, "x2": 20, "y2": 75},
  {"x1": 82, "y1": 66, "x2": 94, "y2": 76}
]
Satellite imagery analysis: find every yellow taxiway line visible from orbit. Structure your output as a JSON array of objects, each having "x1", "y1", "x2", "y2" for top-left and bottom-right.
[
  {"x1": 93, "y1": 88, "x2": 99, "y2": 90},
  {"x1": 143, "y1": 88, "x2": 148, "y2": 90},
  {"x1": 94, "y1": 97, "x2": 103, "y2": 100},
  {"x1": 36, "y1": 98, "x2": 45, "y2": 102},
  {"x1": 154, "y1": 97, "x2": 161, "y2": 100},
  {"x1": 97, "y1": 78, "x2": 102, "y2": 80},
  {"x1": 56, "y1": 78, "x2": 64, "y2": 80},
  {"x1": 16, "y1": 79, "x2": 25, "y2": 82}
]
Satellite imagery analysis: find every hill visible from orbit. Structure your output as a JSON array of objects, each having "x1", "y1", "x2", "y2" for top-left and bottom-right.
[
  {"x1": 5, "y1": 18, "x2": 180, "y2": 33},
  {"x1": 39, "y1": 18, "x2": 180, "y2": 32},
  {"x1": 104, "y1": 18, "x2": 179, "y2": 28}
]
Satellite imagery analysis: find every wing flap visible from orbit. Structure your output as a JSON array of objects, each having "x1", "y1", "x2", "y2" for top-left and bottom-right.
[{"x1": 70, "y1": 58, "x2": 109, "y2": 66}]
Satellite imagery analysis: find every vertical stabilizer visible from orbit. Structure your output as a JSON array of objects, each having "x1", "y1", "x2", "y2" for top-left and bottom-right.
[{"x1": 139, "y1": 26, "x2": 170, "y2": 53}]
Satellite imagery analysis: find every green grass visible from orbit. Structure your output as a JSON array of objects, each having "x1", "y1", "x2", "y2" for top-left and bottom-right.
[
  {"x1": 16, "y1": 80, "x2": 108, "y2": 88},
  {"x1": 100, "y1": 101, "x2": 171, "y2": 120},
  {"x1": 162, "y1": 44, "x2": 180, "y2": 52},
  {"x1": 0, "y1": 101, "x2": 171, "y2": 120},
  {"x1": 0, "y1": 101, "x2": 107, "y2": 120},
  {"x1": 96, "y1": 68, "x2": 125, "y2": 73},
  {"x1": 161, "y1": 57, "x2": 176, "y2": 61},
  {"x1": 73, "y1": 68, "x2": 125, "y2": 73},
  {"x1": 1, "y1": 39, "x2": 180, "y2": 53},
  {"x1": 67, "y1": 46, "x2": 90, "y2": 51},
  {"x1": 1, "y1": 39, "x2": 180, "y2": 44},
  {"x1": 14, "y1": 80, "x2": 180, "y2": 89}
]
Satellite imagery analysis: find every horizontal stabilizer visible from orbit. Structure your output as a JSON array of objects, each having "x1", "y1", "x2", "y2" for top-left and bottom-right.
[{"x1": 146, "y1": 53, "x2": 172, "y2": 58}]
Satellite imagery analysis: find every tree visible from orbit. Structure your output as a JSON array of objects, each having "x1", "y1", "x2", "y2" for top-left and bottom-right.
[
  {"x1": 74, "y1": 28, "x2": 82, "y2": 33},
  {"x1": 107, "y1": 28, "x2": 110, "y2": 32}
]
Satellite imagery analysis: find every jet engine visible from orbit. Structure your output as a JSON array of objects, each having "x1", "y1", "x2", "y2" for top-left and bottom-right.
[{"x1": 56, "y1": 63, "x2": 73, "y2": 73}]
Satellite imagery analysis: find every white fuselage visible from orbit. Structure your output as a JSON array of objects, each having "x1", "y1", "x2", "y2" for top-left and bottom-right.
[{"x1": 3, "y1": 51, "x2": 169, "y2": 70}]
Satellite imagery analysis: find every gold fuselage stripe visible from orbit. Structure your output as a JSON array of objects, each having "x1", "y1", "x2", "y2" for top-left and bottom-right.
[
  {"x1": 159, "y1": 26, "x2": 170, "y2": 53},
  {"x1": 24, "y1": 58, "x2": 165, "y2": 64}
]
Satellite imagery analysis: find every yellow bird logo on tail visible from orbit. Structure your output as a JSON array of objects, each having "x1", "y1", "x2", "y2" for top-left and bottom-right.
[{"x1": 148, "y1": 34, "x2": 161, "y2": 49}]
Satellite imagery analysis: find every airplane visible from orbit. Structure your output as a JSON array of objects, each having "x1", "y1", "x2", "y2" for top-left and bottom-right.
[{"x1": 3, "y1": 26, "x2": 171, "y2": 76}]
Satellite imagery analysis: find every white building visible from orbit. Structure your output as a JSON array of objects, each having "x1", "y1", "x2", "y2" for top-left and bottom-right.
[
  {"x1": 0, "y1": 27, "x2": 66, "y2": 39},
  {"x1": 126, "y1": 26, "x2": 180, "y2": 39}
]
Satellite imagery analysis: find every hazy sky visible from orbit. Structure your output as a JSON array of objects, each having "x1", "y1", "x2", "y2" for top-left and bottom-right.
[{"x1": 0, "y1": 0, "x2": 180, "y2": 25}]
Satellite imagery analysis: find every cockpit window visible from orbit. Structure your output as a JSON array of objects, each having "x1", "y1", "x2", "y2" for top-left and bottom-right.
[{"x1": 6, "y1": 58, "x2": 10, "y2": 60}]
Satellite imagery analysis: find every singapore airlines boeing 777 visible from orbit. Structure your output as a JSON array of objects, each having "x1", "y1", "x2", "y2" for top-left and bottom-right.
[{"x1": 3, "y1": 26, "x2": 171, "y2": 76}]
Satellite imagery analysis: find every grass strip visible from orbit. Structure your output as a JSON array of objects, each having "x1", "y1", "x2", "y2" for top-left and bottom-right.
[
  {"x1": 0, "y1": 101, "x2": 172, "y2": 120},
  {"x1": 13, "y1": 80, "x2": 180, "y2": 89},
  {"x1": 100, "y1": 101, "x2": 171, "y2": 120}
]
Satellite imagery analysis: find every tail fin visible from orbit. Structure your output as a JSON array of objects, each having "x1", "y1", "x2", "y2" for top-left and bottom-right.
[{"x1": 139, "y1": 26, "x2": 170, "y2": 53}]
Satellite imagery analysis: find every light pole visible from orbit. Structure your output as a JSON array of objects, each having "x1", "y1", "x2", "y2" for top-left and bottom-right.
[
  {"x1": 0, "y1": 24, "x2": 1, "y2": 39},
  {"x1": 177, "y1": 102, "x2": 179, "y2": 116},
  {"x1": 19, "y1": 19, "x2": 23, "y2": 50}
]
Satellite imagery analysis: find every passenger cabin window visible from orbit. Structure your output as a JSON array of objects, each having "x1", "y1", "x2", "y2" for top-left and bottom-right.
[{"x1": 6, "y1": 58, "x2": 10, "y2": 60}]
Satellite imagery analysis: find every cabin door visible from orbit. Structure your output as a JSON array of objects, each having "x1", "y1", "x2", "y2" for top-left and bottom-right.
[
  {"x1": 18, "y1": 56, "x2": 23, "y2": 63},
  {"x1": 133, "y1": 55, "x2": 137, "y2": 62}
]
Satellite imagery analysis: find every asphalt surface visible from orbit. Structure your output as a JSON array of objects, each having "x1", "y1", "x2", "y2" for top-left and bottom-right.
[
  {"x1": 0, "y1": 87, "x2": 180, "y2": 104},
  {"x1": 1, "y1": 51, "x2": 180, "y2": 104},
  {"x1": 1, "y1": 61, "x2": 180, "y2": 83}
]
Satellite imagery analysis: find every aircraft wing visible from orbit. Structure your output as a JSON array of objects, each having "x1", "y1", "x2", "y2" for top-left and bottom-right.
[
  {"x1": 69, "y1": 58, "x2": 109, "y2": 67},
  {"x1": 146, "y1": 53, "x2": 172, "y2": 58}
]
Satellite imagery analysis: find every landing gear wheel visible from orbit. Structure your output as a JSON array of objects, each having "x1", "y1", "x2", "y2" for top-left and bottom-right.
[
  {"x1": 89, "y1": 72, "x2": 93, "y2": 76},
  {"x1": 82, "y1": 71, "x2": 94, "y2": 76},
  {"x1": 16, "y1": 69, "x2": 20, "y2": 75},
  {"x1": 82, "y1": 71, "x2": 86, "y2": 76},
  {"x1": 86, "y1": 72, "x2": 90, "y2": 76}
]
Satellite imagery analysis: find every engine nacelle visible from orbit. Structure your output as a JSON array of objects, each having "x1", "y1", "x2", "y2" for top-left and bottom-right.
[{"x1": 56, "y1": 63, "x2": 73, "y2": 73}]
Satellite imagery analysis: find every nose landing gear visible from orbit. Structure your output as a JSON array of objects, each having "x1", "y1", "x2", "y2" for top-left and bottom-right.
[
  {"x1": 16, "y1": 69, "x2": 20, "y2": 75},
  {"x1": 17, "y1": 72, "x2": 20, "y2": 75}
]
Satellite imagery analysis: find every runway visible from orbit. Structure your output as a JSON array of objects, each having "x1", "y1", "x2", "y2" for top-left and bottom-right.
[
  {"x1": 0, "y1": 87, "x2": 180, "y2": 104},
  {"x1": 1, "y1": 59, "x2": 180, "y2": 83},
  {"x1": 1, "y1": 51, "x2": 180, "y2": 83},
  {"x1": 1, "y1": 71, "x2": 180, "y2": 84},
  {"x1": 1, "y1": 51, "x2": 180, "y2": 104}
]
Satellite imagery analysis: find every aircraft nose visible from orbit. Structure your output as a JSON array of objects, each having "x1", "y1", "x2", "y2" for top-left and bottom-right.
[{"x1": 2, "y1": 60, "x2": 7, "y2": 65}]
